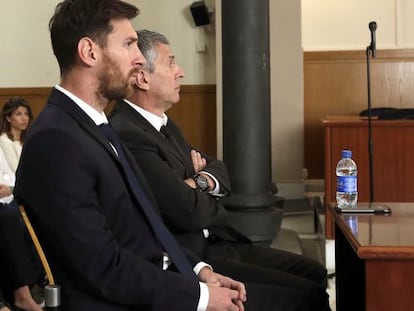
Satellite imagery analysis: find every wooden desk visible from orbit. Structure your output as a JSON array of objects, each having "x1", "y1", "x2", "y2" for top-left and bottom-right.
[
  {"x1": 323, "y1": 118, "x2": 414, "y2": 238},
  {"x1": 331, "y1": 202, "x2": 414, "y2": 311}
]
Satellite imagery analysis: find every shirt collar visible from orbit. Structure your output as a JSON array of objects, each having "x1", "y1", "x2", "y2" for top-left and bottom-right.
[
  {"x1": 124, "y1": 99, "x2": 168, "y2": 131},
  {"x1": 54, "y1": 85, "x2": 109, "y2": 126}
]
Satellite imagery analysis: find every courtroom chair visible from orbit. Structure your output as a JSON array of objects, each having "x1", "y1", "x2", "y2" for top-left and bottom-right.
[{"x1": 19, "y1": 206, "x2": 61, "y2": 310}]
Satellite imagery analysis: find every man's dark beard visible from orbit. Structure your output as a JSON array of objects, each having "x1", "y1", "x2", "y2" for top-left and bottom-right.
[{"x1": 98, "y1": 54, "x2": 135, "y2": 101}]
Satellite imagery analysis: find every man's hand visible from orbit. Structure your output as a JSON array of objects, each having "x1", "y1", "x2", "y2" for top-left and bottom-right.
[
  {"x1": 183, "y1": 150, "x2": 215, "y2": 191},
  {"x1": 206, "y1": 285, "x2": 245, "y2": 311},
  {"x1": 0, "y1": 184, "x2": 12, "y2": 198},
  {"x1": 184, "y1": 150, "x2": 206, "y2": 188},
  {"x1": 191, "y1": 149, "x2": 207, "y2": 173},
  {"x1": 199, "y1": 267, "x2": 247, "y2": 310}
]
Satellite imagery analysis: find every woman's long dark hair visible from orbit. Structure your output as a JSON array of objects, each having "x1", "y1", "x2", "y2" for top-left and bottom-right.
[{"x1": 0, "y1": 96, "x2": 33, "y2": 143}]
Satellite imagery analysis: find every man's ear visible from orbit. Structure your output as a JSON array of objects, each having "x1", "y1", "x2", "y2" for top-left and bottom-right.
[
  {"x1": 136, "y1": 70, "x2": 150, "y2": 90},
  {"x1": 77, "y1": 37, "x2": 98, "y2": 66}
]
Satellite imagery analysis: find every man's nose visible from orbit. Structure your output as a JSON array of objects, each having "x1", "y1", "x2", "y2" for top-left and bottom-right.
[
  {"x1": 134, "y1": 47, "x2": 146, "y2": 69},
  {"x1": 177, "y1": 65, "x2": 185, "y2": 78}
]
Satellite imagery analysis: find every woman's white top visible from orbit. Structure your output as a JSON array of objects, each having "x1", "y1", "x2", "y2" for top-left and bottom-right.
[
  {"x1": 0, "y1": 147, "x2": 15, "y2": 204},
  {"x1": 0, "y1": 133, "x2": 22, "y2": 173}
]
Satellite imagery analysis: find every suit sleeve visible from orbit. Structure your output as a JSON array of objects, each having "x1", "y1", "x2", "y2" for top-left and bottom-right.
[
  {"x1": 117, "y1": 127, "x2": 228, "y2": 232},
  {"x1": 168, "y1": 121, "x2": 231, "y2": 195}
]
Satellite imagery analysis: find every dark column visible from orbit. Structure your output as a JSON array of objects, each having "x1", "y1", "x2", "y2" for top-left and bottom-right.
[{"x1": 221, "y1": 0, "x2": 283, "y2": 242}]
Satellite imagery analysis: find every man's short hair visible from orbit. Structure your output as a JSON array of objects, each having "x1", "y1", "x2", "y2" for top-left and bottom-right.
[
  {"x1": 50, "y1": 0, "x2": 139, "y2": 75},
  {"x1": 137, "y1": 30, "x2": 170, "y2": 73}
]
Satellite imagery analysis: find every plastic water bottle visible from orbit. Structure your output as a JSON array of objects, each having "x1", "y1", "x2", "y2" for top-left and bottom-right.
[{"x1": 336, "y1": 150, "x2": 358, "y2": 208}]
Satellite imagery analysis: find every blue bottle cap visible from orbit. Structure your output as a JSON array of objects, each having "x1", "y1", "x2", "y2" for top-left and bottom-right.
[{"x1": 341, "y1": 150, "x2": 352, "y2": 158}]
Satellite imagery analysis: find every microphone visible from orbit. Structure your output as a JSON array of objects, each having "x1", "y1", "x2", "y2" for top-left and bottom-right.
[
  {"x1": 366, "y1": 21, "x2": 377, "y2": 202},
  {"x1": 369, "y1": 21, "x2": 377, "y2": 58}
]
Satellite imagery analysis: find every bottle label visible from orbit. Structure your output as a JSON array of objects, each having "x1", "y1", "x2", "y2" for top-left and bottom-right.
[{"x1": 337, "y1": 176, "x2": 357, "y2": 192}]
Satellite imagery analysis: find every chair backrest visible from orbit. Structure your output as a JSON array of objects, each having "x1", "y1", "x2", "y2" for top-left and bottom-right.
[{"x1": 19, "y1": 205, "x2": 61, "y2": 308}]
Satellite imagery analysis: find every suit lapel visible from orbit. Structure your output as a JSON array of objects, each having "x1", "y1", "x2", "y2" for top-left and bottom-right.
[
  {"x1": 48, "y1": 90, "x2": 160, "y2": 210},
  {"x1": 161, "y1": 121, "x2": 194, "y2": 174},
  {"x1": 160, "y1": 123, "x2": 191, "y2": 165},
  {"x1": 117, "y1": 101, "x2": 193, "y2": 171},
  {"x1": 48, "y1": 89, "x2": 116, "y2": 158}
]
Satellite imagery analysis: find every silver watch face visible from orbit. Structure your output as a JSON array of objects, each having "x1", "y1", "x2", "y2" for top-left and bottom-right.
[{"x1": 195, "y1": 174, "x2": 209, "y2": 191}]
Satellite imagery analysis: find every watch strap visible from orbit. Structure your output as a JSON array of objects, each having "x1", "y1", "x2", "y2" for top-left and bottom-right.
[{"x1": 193, "y1": 173, "x2": 209, "y2": 192}]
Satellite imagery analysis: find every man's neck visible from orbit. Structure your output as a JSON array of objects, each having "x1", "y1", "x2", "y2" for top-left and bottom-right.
[
  {"x1": 60, "y1": 74, "x2": 108, "y2": 113},
  {"x1": 127, "y1": 93, "x2": 166, "y2": 117},
  {"x1": 55, "y1": 85, "x2": 109, "y2": 126},
  {"x1": 124, "y1": 99, "x2": 167, "y2": 131}
]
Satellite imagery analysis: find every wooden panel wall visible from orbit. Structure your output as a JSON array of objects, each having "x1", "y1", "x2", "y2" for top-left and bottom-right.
[
  {"x1": 0, "y1": 84, "x2": 217, "y2": 156},
  {"x1": 167, "y1": 85, "x2": 216, "y2": 157},
  {"x1": 0, "y1": 87, "x2": 52, "y2": 118},
  {"x1": 304, "y1": 49, "x2": 414, "y2": 179}
]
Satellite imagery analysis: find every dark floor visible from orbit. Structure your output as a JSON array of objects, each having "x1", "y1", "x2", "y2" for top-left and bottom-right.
[
  {"x1": 271, "y1": 196, "x2": 326, "y2": 265},
  {"x1": 269, "y1": 195, "x2": 336, "y2": 310}
]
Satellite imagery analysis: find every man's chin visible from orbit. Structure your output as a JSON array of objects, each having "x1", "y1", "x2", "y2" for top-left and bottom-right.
[
  {"x1": 100, "y1": 88, "x2": 127, "y2": 102},
  {"x1": 165, "y1": 101, "x2": 177, "y2": 112},
  {"x1": 124, "y1": 83, "x2": 136, "y2": 98},
  {"x1": 112, "y1": 81, "x2": 135, "y2": 100}
]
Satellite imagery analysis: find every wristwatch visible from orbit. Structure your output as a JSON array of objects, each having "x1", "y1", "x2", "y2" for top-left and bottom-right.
[{"x1": 193, "y1": 173, "x2": 209, "y2": 192}]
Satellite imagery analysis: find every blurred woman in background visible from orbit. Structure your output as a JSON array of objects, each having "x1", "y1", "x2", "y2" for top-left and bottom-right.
[
  {"x1": 0, "y1": 97, "x2": 42, "y2": 311},
  {"x1": 0, "y1": 97, "x2": 33, "y2": 173}
]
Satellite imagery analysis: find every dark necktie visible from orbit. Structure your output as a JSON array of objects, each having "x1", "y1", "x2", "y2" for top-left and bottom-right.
[{"x1": 98, "y1": 123, "x2": 196, "y2": 278}]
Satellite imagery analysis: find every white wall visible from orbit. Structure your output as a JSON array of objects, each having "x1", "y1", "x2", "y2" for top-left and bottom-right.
[
  {"x1": 0, "y1": 0, "x2": 215, "y2": 87},
  {"x1": 270, "y1": 0, "x2": 304, "y2": 193},
  {"x1": 302, "y1": 0, "x2": 414, "y2": 50},
  {"x1": 0, "y1": 1, "x2": 60, "y2": 87},
  {"x1": 134, "y1": 0, "x2": 216, "y2": 84}
]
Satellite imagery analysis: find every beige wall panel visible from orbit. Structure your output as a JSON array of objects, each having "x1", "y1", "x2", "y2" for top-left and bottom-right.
[{"x1": 302, "y1": 0, "x2": 397, "y2": 50}]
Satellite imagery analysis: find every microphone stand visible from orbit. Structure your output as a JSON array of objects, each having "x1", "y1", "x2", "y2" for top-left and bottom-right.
[{"x1": 365, "y1": 46, "x2": 374, "y2": 202}]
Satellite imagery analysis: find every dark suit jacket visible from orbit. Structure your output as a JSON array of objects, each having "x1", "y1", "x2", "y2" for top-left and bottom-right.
[
  {"x1": 109, "y1": 101, "x2": 249, "y2": 258},
  {"x1": 14, "y1": 89, "x2": 200, "y2": 311}
]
